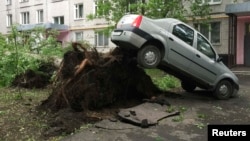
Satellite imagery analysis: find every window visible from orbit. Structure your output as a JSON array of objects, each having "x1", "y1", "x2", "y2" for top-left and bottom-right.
[
  {"x1": 173, "y1": 24, "x2": 194, "y2": 46},
  {"x1": 194, "y1": 22, "x2": 221, "y2": 44},
  {"x1": 53, "y1": 16, "x2": 64, "y2": 24},
  {"x1": 6, "y1": 14, "x2": 12, "y2": 27},
  {"x1": 94, "y1": 0, "x2": 108, "y2": 16},
  {"x1": 201, "y1": 0, "x2": 221, "y2": 5},
  {"x1": 6, "y1": 0, "x2": 11, "y2": 5},
  {"x1": 95, "y1": 31, "x2": 109, "y2": 47},
  {"x1": 20, "y1": 12, "x2": 30, "y2": 24},
  {"x1": 74, "y1": 3, "x2": 84, "y2": 19},
  {"x1": 52, "y1": 0, "x2": 63, "y2": 2},
  {"x1": 197, "y1": 34, "x2": 216, "y2": 60},
  {"x1": 75, "y1": 32, "x2": 83, "y2": 41},
  {"x1": 20, "y1": 0, "x2": 28, "y2": 2},
  {"x1": 37, "y1": 10, "x2": 44, "y2": 23}
]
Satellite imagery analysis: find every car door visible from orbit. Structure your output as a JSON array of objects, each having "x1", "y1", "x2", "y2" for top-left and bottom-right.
[
  {"x1": 167, "y1": 24, "x2": 196, "y2": 72},
  {"x1": 188, "y1": 33, "x2": 220, "y2": 84}
]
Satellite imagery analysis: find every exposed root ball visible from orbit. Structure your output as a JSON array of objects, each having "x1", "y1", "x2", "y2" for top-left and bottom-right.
[{"x1": 40, "y1": 42, "x2": 162, "y2": 112}]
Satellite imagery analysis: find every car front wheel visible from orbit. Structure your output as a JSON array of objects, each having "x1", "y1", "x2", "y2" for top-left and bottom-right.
[
  {"x1": 213, "y1": 80, "x2": 233, "y2": 100},
  {"x1": 137, "y1": 45, "x2": 161, "y2": 68}
]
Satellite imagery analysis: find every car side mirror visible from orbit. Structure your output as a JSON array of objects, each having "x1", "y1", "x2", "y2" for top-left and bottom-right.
[{"x1": 217, "y1": 57, "x2": 223, "y2": 62}]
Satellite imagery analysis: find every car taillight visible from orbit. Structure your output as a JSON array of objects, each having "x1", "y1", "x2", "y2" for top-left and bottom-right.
[{"x1": 131, "y1": 15, "x2": 142, "y2": 28}]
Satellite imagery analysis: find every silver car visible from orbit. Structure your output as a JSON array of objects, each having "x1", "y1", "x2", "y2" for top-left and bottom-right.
[{"x1": 111, "y1": 14, "x2": 239, "y2": 100}]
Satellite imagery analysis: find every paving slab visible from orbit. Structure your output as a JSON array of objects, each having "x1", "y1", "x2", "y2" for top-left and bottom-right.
[{"x1": 118, "y1": 102, "x2": 179, "y2": 127}]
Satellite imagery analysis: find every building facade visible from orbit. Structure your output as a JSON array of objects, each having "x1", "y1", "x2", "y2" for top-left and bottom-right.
[
  {"x1": 0, "y1": 0, "x2": 116, "y2": 52},
  {"x1": 225, "y1": 0, "x2": 250, "y2": 67},
  {"x1": 186, "y1": 0, "x2": 250, "y2": 67},
  {"x1": 1, "y1": 0, "x2": 250, "y2": 65}
]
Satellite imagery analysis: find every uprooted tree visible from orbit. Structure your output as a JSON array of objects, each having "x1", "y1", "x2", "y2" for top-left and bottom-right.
[{"x1": 41, "y1": 42, "x2": 162, "y2": 112}]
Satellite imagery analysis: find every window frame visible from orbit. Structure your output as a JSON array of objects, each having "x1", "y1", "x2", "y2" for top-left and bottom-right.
[
  {"x1": 6, "y1": 0, "x2": 11, "y2": 5},
  {"x1": 20, "y1": 0, "x2": 29, "y2": 3},
  {"x1": 201, "y1": 0, "x2": 221, "y2": 5},
  {"x1": 6, "y1": 14, "x2": 12, "y2": 27},
  {"x1": 94, "y1": 0, "x2": 108, "y2": 17},
  {"x1": 95, "y1": 31, "x2": 109, "y2": 47},
  {"x1": 36, "y1": 9, "x2": 44, "y2": 23},
  {"x1": 74, "y1": 3, "x2": 84, "y2": 20},
  {"x1": 194, "y1": 22, "x2": 221, "y2": 45},
  {"x1": 75, "y1": 32, "x2": 84, "y2": 41},
  {"x1": 20, "y1": 12, "x2": 30, "y2": 25},
  {"x1": 53, "y1": 16, "x2": 64, "y2": 24}
]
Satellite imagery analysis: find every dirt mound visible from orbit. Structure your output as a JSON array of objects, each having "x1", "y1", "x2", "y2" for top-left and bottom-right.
[
  {"x1": 12, "y1": 62, "x2": 56, "y2": 89},
  {"x1": 40, "y1": 42, "x2": 162, "y2": 112}
]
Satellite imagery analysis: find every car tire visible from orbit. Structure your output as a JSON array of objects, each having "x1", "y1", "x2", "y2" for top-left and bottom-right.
[
  {"x1": 137, "y1": 45, "x2": 161, "y2": 68},
  {"x1": 213, "y1": 80, "x2": 233, "y2": 100},
  {"x1": 181, "y1": 81, "x2": 196, "y2": 92}
]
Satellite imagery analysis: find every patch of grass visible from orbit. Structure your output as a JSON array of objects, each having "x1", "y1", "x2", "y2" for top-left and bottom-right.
[
  {"x1": 172, "y1": 114, "x2": 184, "y2": 122},
  {"x1": 195, "y1": 123, "x2": 205, "y2": 129},
  {"x1": 0, "y1": 88, "x2": 51, "y2": 141},
  {"x1": 197, "y1": 113, "x2": 207, "y2": 120},
  {"x1": 166, "y1": 106, "x2": 176, "y2": 113},
  {"x1": 145, "y1": 69, "x2": 180, "y2": 90}
]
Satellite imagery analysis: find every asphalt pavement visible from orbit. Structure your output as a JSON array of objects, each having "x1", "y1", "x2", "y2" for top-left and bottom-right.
[{"x1": 61, "y1": 71, "x2": 250, "y2": 141}]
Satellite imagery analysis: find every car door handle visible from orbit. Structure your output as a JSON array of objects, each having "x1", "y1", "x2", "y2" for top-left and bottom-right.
[
  {"x1": 169, "y1": 37, "x2": 174, "y2": 41},
  {"x1": 196, "y1": 54, "x2": 201, "y2": 58}
]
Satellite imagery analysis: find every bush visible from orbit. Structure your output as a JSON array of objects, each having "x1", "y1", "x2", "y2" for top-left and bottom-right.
[{"x1": 0, "y1": 26, "x2": 66, "y2": 87}]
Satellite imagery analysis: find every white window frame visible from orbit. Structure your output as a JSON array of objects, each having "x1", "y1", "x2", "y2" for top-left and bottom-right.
[
  {"x1": 95, "y1": 31, "x2": 109, "y2": 47},
  {"x1": 94, "y1": 1, "x2": 97, "y2": 15},
  {"x1": 201, "y1": 0, "x2": 221, "y2": 5},
  {"x1": 94, "y1": 0, "x2": 108, "y2": 16},
  {"x1": 6, "y1": 0, "x2": 11, "y2": 5},
  {"x1": 53, "y1": 16, "x2": 64, "y2": 24},
  {"x1": 6, "y1": 14, "x2": 12, "y2": 27},
  {"x1": 194, "y1": 22, "x2": 221, "y2": 44},
  {"x1": 20, "y1": 12, "x2": 30, "y2": 25},
  {"x1": 74, "y1": 3, "x2": 84, "y2": 19},
  {"x1": 20, "y1": 0, "x2": 29, "y2": 2},
  {"x1": 36, "y1": 9, "x2": 44, "y2": 23},
  {"x1": 75, "y1": 32, "x2": 84, "y2": 41}
]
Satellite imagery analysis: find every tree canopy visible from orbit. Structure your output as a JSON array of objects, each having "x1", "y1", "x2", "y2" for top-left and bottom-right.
[{"x1": 88, "y1": 0, "x2": 211, "y2": 25}]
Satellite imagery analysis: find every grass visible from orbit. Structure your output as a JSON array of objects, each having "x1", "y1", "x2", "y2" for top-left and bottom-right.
[
  {"x1": 145, "y1": 69, "x2": 180, "y2": 91},
  {"x1": 0, "y1": 88, "x2": 56, "y2": 141}
]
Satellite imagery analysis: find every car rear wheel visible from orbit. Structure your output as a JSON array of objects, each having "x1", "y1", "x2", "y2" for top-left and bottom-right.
[
  {"x1": 181, "y1": 81, "x2": 196, "y2": 92},
  {"x1": 137, "y1": 45, "x2": 161, "y2": 68},
  {"x1": 213, "y1": 80, "x2": 233, "y2": 100}
]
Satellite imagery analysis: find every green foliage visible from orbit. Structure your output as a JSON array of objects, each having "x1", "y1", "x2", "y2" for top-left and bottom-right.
[
  {"x1": 0, "y1": 25, "x2": 65, "y2": 87},
  {"x1": 145, "y1": 0, "x2": 187, "y2": 20},
  {"x1": 153, "y1": 75, "x2": 180, "y2": 90},
  {"x1": 190, "y1": 0, "x2": 211, "y2": 24},
  {"x1": 145, "y1": 69, "x2": 180, "y2": 90},
  {"x1": 88, "y1": 0, "x2": 212, "y2": 29}
]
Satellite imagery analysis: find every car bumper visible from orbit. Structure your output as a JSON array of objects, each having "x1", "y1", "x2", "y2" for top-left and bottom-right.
[{"x1": 111, "y1": 30, "x2": 146, "y2": 49}]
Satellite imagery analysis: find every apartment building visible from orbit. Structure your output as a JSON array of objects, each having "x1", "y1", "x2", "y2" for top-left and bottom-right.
[
  {"x1": 1, "y1": 0, "x2": 250, "y2": 66},
  {"x1": 0, "y1": 0, "x2": 116, "y2": 52}
]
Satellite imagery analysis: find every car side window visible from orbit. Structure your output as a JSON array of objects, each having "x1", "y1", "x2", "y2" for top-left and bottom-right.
[
  {"x1": 197, "y1": 34, "x2": 216, "y2": 60},
  {"x1": 172, "y1": 24, "x2": 194, "y2": 46}
]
